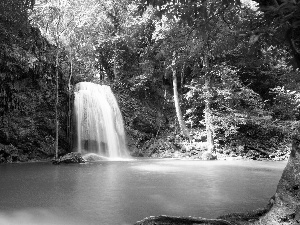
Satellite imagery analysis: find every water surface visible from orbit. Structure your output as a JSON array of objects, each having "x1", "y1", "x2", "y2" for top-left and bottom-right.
[{"x1": 0, "y1": 159, "x2": 287, "y2": 225}]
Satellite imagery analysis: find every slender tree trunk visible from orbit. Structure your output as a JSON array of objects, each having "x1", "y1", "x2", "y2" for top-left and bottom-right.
[
  {"x1": 181, "y1": 63, "x2": 185, "y2": 90},
  {"x1": 55, "y1": 49, "x2": 59, "y2": 159},
  {"x1": 54, "y1": 7, "x2": 62, "y2": 160},
  {"x1": 172, "y1": 52, "x2": 191, "y2": 140},
  {"x1": 67, "y1": 48, "x2": 73, "y2": 150},
  {"x1": 203, "y1": 56, "x2": 214, "y2": 152}
]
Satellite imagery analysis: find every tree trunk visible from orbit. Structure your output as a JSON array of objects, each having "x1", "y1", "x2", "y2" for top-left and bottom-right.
[
  {"x1": 54, "y1": 9, "x2": 62, "y2": 160},
  {"x1": 55, "y1": 50, "x2": 59, "y2": 159},
  {"x1": 172, "y1": 52, "x2": 191, "y2": 140},
  {"x1": 255, "y1": 134, "x2": 300, "y2": 224},
  {"x1": 203, "y1": 56, "x2": 214, "y2": 152},
  {"x1": 181, "y1": 63, "x2": 185, "y2": 90},
  {"x1": 67, "y1": 47, "x2": 73, "y2": 150}
]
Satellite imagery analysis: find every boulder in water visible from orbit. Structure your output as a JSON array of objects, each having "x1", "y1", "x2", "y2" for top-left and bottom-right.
[
  {"x1": 53, "y1": 152, "x2": 85, "y2": 164},
  {"x1": 201, "y1": 151, "x2": 217, "y2": 160},
  {"x1": 82, "y1": 153, "x2": 108, "y2": 162}
]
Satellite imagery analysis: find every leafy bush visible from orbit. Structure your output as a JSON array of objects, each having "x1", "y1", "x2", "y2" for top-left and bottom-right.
[{"x1": 270, "y1": 86, "x2": 300, "y2": 120}]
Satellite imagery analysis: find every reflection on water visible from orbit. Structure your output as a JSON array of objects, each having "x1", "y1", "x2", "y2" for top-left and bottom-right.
[
  {"x1": 0, "y1": 160, "x2": 287, "y2": 225},
  {"x1": 0, "y1": 209, "x2": 85, "y2": 225}
]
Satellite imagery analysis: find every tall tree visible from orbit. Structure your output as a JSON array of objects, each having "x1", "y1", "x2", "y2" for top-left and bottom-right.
[
  {"x1": 150, "y1": 16, "x2": 193, "y2": 139},
  {"x1": 172, "y1": 51, "x2": 191, "y2": 140}
]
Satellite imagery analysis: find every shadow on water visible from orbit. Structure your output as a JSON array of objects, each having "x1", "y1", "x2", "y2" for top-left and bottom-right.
[{"x1": 0, "y1": 159, "x2": 287, "y2": 225}]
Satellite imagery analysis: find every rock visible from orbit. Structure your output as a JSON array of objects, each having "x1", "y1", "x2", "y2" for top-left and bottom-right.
[
  {"x1": 53, "y1": 152, "x2": 85, "y2": 164},
  {"x1": 201, "y1": 151, "x2": 217, "y2": 160},
  {"x1": 82, "y1": 153, "x2": 107, "y2": 162},
  {"x1": 134, "y1": 215, "x2": 232, "y2": 225}
]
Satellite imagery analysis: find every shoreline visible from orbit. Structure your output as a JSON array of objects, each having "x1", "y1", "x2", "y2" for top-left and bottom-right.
[{"x1": 0, "y1": 153, "x2": 289, "y2": 164}]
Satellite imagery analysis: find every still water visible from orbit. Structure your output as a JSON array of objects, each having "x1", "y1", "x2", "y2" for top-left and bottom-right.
[{"x1": 0, "y1": 159, "x2": 287, "y2": 225}]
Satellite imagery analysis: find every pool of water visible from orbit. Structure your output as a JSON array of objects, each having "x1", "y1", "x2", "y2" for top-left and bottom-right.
[{"x1": 0, "y1": 159, "x2": 287, "y2": 225}]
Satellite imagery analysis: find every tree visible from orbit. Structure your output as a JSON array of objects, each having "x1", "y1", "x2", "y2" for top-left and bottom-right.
[
  {"x1": 149, "y1": 15, "x2": 194, "y2": 139},
  {"x1": 88, "y1": 0, "x2": 140, "y2": 82},
  {"x1": 172, "y1": 51, "x2": 191, "y2": 140},
  {"x1": 252, "y1": 0, "x2": 300, "y2": 68}
]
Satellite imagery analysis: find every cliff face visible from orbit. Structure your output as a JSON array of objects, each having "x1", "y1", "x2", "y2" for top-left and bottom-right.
[{"x1": 0, "y1": 19, "x2": 69, "y2": 162}]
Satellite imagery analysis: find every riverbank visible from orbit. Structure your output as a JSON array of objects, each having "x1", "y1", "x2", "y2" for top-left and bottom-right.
[
  {"x1": 139, "y1": 136, "x2": 290, "y2": 162},
  {"x1": 0, "y1": 143, "x2": 290, "y2": 164},
  {"x1": 0, "y1": 150, "x2": 289, "y2": 164}
]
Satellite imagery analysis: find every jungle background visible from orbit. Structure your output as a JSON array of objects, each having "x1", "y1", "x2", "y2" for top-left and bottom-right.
[{"x1": 0, "y1": 0, "x2": 300, "y2": 163}]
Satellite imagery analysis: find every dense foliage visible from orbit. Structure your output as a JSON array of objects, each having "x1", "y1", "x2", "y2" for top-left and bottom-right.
[
  {"x1": 0, "y1": 0, "x2": 71, "y2": 162},
  {"x1": 0, "y1": 0, "x2": 300, "y2": 162}
]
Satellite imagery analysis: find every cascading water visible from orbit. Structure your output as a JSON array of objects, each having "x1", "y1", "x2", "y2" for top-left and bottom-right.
[{"x1": 74, "y1": 82, "x2": 129, "y2": 159}]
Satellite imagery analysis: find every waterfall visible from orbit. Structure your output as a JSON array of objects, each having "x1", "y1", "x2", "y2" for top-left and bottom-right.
[{"x1": 74, "y1": 82, "x2": 130, "y2": 159}]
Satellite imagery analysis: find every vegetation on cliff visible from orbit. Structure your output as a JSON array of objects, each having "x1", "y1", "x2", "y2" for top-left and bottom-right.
[{"x1": 0, "y1": 1, "x2": 70, "y2": 162}]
